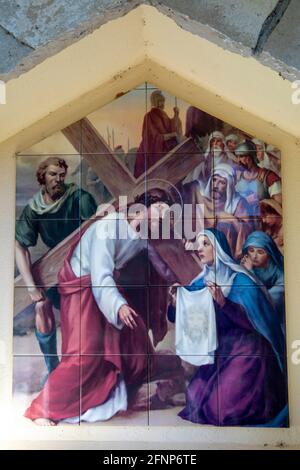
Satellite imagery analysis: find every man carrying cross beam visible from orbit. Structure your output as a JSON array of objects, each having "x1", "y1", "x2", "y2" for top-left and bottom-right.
[
  {"x1": 15, "y1": 156, "x2": 97, "y2": 374},
  {"x1": 25, "y1": 186, "x2": 182, "y2": 425}
]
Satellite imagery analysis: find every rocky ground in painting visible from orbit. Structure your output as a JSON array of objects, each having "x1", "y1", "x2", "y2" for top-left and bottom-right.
[{"x1": 13, "y1": 320, "x2": 192, "y2": 424}]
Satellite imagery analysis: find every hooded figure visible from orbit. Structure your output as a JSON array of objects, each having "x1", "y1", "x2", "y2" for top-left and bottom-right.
[
  {"x1": 184, "y1": 131, "x2": 231, "y2": 184},
  {"x1": 171, "y1": 228, "x2": 288, "y2": 427},
  {"x1": 202, "y1": 163, "x2": 247, "y2": 215},
  {"x1": 266, "y1": 144, "x2": 281, "y2": 177},
  {"x1": 225, "y1": 133, "x2": 240, "y2": 162},
  {"x1": 182, "y1": 163, "x2": 253, "y2": 257},
  {"x1": 242, "y1": 231, "x2": 285, "y2": 328},
  {"x1": 260, "y1": 198, "x2": 283, "y2": 254},
  {"x1": 252, "y1": 139, "x2": 272, "y2": 172}
]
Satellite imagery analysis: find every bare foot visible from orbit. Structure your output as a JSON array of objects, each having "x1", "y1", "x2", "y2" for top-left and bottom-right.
[{"x1": 34, "y1": 418, "x2": 56, "y2": 426}]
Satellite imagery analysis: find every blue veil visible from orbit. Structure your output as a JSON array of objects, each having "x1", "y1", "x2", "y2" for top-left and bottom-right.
[
  {"x1": 180, "y1": 228, "x2": 288, "y2": 426},
  {"x1": 242, "y1": 231, "x2": 284, "y2": 285}
]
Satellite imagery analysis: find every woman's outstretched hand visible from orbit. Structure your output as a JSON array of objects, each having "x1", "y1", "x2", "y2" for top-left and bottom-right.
[{"x1": 118, "y1": 304, "x2": 138, "y2": 329}]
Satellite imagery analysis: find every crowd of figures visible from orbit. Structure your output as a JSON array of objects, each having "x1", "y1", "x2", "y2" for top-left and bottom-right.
[{"x1": 14, "y1": 88, "x2": 288, "y2": 427}]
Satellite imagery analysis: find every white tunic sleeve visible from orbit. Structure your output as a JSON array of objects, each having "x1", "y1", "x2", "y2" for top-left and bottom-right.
[
  {"x1": 268, "y1": 180, "x2": 281, "y2": 197},
  {"x1": 89, "y1": 220, "x2": 126, "y2": 330}
]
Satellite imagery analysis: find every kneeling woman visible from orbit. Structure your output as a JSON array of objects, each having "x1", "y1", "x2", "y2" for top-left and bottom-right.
[{"x1": 169, "y1": 228, "x2": 288, "y2": 427}]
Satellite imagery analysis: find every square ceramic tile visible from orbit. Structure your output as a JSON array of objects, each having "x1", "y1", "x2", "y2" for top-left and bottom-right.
[
  {"x1": 19, "y1": 127, "x2": 82, "y2": 155},
  {"x1": 13, "y1": 286, "x2": 64, "y2": 356},
  {"x1": 150, "y1": 278, "x2": 247, "y2": 360},
  {"x1": 144, "y1": 152, "x2": 203, "y2": 191},
  {"x1": 140, "y1": 90, "x2": 189, "y2": 163},
  {"x1": 251, "y1": 141, "x2": 282, "y2": 179},
  {"x1": 212, "y1": 284, "x2": 286, "y2": 359},
  {"x1": 13, "y1": 354, "x2": 81, "y2": 426},
  {"x1": 257, "y1": 199, "x2": 283, "y2": 251},
  {"x1": 78, "y1": 216, "x2": 149, "y2": 286},
  {"x1": 145, "y1": 85, "x2": 194, "y2": 143},
  {"x1": 82, "y1": 87, "x2": 147, "y2": 160},
  {"x1": 215, "y1": 218, "x2": 284, "y2": 288},
  {"x1": 14, "y1": 281, "x2": 86, "y2": 358},
  {"x1": 148, "y1": 238, "x2": 203, "y2": 288},
  {"x1": 80, "y1": 287, "x2": 149, "y2": 355},
  {"x1": 146, "y1": 84, "x2": 230, "y2": 144},
  {"x1": 148, "y1": 353, "x2": 219, "y2": 426},
  {"x1": 147, "y1": 216, "x2": 216, "y2": 287},
  {"x1": 15, "y1": 219, "x2": 82, "y2": 287},
  {"x1": 79, "y1": 153, "x2": 145, "y2": 217},
  {"x1": 79, "y1": 354, "x2": 149, "y2": 425},
  {"x1": 234, "y1": 151, "x2": 282, "y2": 219},
  {"x1": 215, "y1": 217, "x2": 260, "y2": 262},
  {"x1": 16, "y1": 154, "x2": 82, "y2": 220},
  {"x1": 218, "y1": 355, "x2": 288, "y2": 427}
]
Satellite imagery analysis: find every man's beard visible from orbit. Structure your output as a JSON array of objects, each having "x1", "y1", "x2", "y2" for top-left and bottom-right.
[
  {"x1": 212, "y1": 188, "x2": 225, "y2": 201},
  {"x1": 238, "y1": 162, "x2": 248, "y2": 171},
  {"x1": 211, "y1": 147, "x2": 223, "y2": 158},
  {"x1": 46, "y1": 183, "x2": 66, "y2": 201}
]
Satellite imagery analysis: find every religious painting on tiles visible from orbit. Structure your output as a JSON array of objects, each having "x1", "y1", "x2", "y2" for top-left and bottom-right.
[{"x1": 13, "y1": 83, "x2": 288, "y2": 427}]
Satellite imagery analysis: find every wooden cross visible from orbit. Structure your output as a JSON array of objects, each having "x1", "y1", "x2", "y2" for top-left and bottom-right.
[{"x1": 14, "y1": 117, "x2": 204, "y2": 315}]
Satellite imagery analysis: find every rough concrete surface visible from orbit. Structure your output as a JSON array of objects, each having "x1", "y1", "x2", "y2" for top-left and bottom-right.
[
  {"x1": 0, "y1": 0, "x2": 141, "y2": 76},
  {"x1": 161, "y1": 0, "x2": 278, "y2": 49},
  {"x1": 0, "y1": 1, "x2": 299, "y2": 81},
  {"x1": 0, "y1": 0, "x2": 300, "y2": 80},
  {"x1": 265, "y1": 0, "x2": 300, "y2": 71},
  {"x1": 0, "y1": 24, "x2": 33, "y2": 73}
]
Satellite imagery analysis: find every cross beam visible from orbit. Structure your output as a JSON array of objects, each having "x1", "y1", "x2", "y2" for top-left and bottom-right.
[{"x1": 14, "y1": 117, "x2": 204, "y2": 315}]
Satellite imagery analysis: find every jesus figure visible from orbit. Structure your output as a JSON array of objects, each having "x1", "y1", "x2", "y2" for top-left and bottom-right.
[{"x1": 25, "y1": 188, "x2": 176, "y2": 425}]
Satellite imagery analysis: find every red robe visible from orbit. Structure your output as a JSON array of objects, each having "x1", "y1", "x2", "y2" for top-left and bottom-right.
[
  {"x1": 25, "y1": 226, "x2": 157, "y2": 421},
  {"x1": 134, "y1": 107, "x2": 178, "y2": 177}
]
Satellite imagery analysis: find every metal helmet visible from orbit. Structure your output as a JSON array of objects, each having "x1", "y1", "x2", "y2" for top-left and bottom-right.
[{"x1": 235, "y1": 139, "x2": 258, "y2": 164}]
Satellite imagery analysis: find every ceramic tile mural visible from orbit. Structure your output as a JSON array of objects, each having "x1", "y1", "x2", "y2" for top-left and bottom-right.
[{"x1": 13, "y1": 83, "x2": 288, "y2": 427}]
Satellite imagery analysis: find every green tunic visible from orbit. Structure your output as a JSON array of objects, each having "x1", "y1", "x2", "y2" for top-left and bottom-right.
[
  {"x1": 15, "y1": 187, "x2": 97, "y2": 309},
  {"x1": 16, "y1": 188, "x2": 97, "y2": 249}
]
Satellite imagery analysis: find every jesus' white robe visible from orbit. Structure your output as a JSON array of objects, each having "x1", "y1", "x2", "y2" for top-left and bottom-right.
[{"x1": 63, "y1": 211, "x2": 147, "y2": 423}]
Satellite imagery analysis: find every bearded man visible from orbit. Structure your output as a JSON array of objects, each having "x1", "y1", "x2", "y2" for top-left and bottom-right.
[
  {"x1": 24, "y1": 188, "x2": 178, "y2": 425},
  {"x1": 134, "y1": 90, "x2": 182, "y2": 177},
  {"x1": 182, "y1": 163, "x2": 253, "y2": 258},
  {"x1": 185, "y1": 131, "x2": 231, "y2": 185},
  {"x1": 15, "y1": 157, "x2": 97, "y2": 374}
]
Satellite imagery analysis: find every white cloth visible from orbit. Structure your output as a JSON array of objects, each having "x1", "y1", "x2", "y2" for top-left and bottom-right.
[
  {"x1": 269, "y1": 180, "x2": 282, "y2": 197},
  {"x1": 175, "y1": 287, "x2": 217, "y2": 366},
  {"x1": 70, "y1": 211, "x2": 146, "y2": 329},
  {"x1": 61, "y1": 378, "x2": 128, "y2": 424}
]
